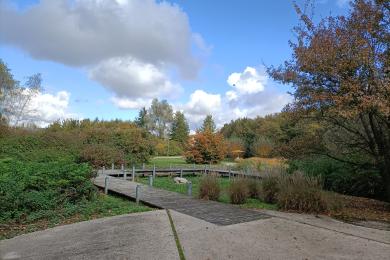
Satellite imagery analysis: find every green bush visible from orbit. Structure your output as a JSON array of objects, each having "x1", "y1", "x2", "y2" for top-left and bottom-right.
[
  {"x1": 198, "y1": 175, "x2": 220, "y2": 201},
  {"x1": 289, "y1": 156, "x2": 384, "y2": 199},
  {"x1": 229, "y1": 178, "x2": 249, "y2": 204},
  {"x1": 0, "y1": 158, "x2": 95, "y2": 222},
  {"x1": 276, "y1": 171, "x2": 328, "y2": 213}
]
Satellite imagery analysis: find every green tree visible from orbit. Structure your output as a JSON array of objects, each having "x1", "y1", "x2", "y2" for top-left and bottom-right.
[
  {"x1": 0, "y1": 59, "x2": 42, "y2": 126},
  {"x1": 200, "y1": 115, "x2": 216, "y2": 133},
  {"x1": 145, "y1": 98, "x2": 173, "y2": 138},
  {"x1": 135, "y1": 107, "x2": 147, "y2": 128},
  {"x1": 268, "y1": 0, "x2": 390, "y2": 201},
  {"x1": 170, "y1": 111, "x2": 189, "y2": 145}
]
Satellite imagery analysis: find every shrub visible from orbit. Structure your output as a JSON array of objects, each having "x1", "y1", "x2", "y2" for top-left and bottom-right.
[
  {"x1": 79, "y1": 144, "x2": 124, "y2": 167},
  {"x1": 229, "y1": 178, "x2": 249, "y2": 204},
  {"x1": 198, "y1": 175, "x2": 220, "y2": 201},
  {"x1": 246, "y1": 178, "x2": 261, "y2": 199},
  {"x1": 276, "y1": 171, "x2": 328, "y2": 213},
  {"x1": 259, "y1": 174, "x2": 280, "y2": 203}
]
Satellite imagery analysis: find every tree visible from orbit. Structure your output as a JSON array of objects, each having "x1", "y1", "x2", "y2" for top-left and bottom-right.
[
  {"x1": 135, "y1": 107, "x2": 147, "y2": 128},
  {"x1": 185, "y1": 131, "x2": 227, "y2": 164},
  {"x1": 145, "y1": 98, "x2": 173, "y2": 138},
  {"x1": 0, "y1": 59, "x2": 42, "y2": 126},
  {"x1": 200, "y1": 115, "x2": 216, "y2": 133},
  {"x1": 268, "y1": 0, "x2": 390, "y2": 200},
  {"x1": 170, "y1": 111, "x2": 189, "y2": 145}
]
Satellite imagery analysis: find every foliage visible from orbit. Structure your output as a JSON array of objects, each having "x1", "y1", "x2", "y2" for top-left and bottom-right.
[
  {"x1": 246, "y1": 178, "x2": 262, "y2": 199},
  {"x1": 289, "y1": 156, "x2": 384, "y2": 199},
  {"x1": 198, "y1": 175, "x2": 221, "y2": 201},
  {"x1": 170, "y1": 111, "x2": 189, "y2": 146},
  {"x1": 226, "y1": 137, "x2": 245, "y2": 159},
  {"x1": 0, "y1": 59, "x2": 42, "y2": 126},
  {"x1": 276, "y1": 172, "x2": 329, "y2": 213},
  {"x1": 185, "y1": 131, "x2": 227, "y2": 164},
  {"x1": 145, "y1": 98, "x2": 173, "y2": 138},
  {"x1": 228, "y1": 178, "x2": 249, "y2": 204},
  {"x1": 79, "y1": 144, "x2": 125, "y2": 167},
  {"x1": 200, "y1": 115, "x2": 216, "y2": 133},
  {"x1": 259, "y1": 174, "x2": 280, "y2": 204},
  {"x1": 268, "y1": 0, "x2": 390, "y2": 201},
  {"x1": 153, "y1": 139, "x2": 183, "y2": 156},
  {"x1": 0, "y1": 158, "x2": 95, "y2": 222},
  {"x1": 134, "y1": 107, "x2": 147, "y2": 128},
  {"x1": 235, "y1": 157, "x2": 287, "y2": 175}
]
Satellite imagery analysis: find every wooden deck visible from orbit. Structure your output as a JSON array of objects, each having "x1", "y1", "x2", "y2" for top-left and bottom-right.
[{"x1": 94, "y1": 175, "x2": 269, "y2": 226}]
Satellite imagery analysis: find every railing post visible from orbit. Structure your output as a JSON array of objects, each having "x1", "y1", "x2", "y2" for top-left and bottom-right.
[
  {"x1": 132, "y1": 165, "x2": 135, "y2": 182},
  {"x1": 142, "y1": 163, "x2": 145, "y2": 170},
  {"x1": 187, "y1": 181, "x2": 192, "y2": 196},
  {"x1": 148, "y1": 175, "x2": 153, "y2": 187},
  {"x1": 228, "y1": 167, "x2": 231, "y2": 180},
  {"x1": 136, "y1": 185, "x2": 141, "y2": 204},
  {"x1": 104, "y1": 176, "x2": 109, "y2": 194},
  {"x1": 153, "y1": 164, "x2": 156, "y2": 179},
  {"x1": 111, "y1": 162, "x2": 114, "y2": 170},
  {"x1": 124, "y1": 167, "x2": 127, "y2": 180},
  {"x1": 180, "y1": 168, "x2": 183, "y2": 178},
  {"x1": 102, "y1": 165, "x2": 105, "y2": 175}
]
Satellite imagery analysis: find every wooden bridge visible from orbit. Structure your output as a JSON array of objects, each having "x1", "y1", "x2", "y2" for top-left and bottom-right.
[
  {"x1": 99, "y1": 165, "x2": 263, "y2": 180},
  {"x1": 94, "y1": 174, "x2": 269, "y2": 225}
]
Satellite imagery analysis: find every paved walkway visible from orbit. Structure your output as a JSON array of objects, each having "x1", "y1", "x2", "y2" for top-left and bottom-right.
[
  {"x1": 2, "y1": 210, "x2": 389, "y2": 260},
  {"x1": 94, "y1": 175, "x2": 269, "y2": 225}
]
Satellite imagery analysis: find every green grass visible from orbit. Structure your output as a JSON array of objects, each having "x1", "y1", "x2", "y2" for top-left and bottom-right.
[
  {"x1": 147, "y1": 156, "x2": 237, "y2": 168},
  {"x1": 137, "y1": 175, "x2": 277, "y2": 210},
  {"x1": 1, "y1": 193, "x2": 151, "y2": 240},
  {"x1": 148, "y1": 156, "x2": 188, "y2": 167}
]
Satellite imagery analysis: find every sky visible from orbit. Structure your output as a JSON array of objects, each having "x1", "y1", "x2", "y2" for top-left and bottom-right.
[{"x1": 0, "y1": 0, "x2": 350, "y2": 129}]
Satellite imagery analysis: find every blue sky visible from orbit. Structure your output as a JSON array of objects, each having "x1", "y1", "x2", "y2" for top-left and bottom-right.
[{"x1": 0, "y1": 0, "x2": 349, "y2": 128}]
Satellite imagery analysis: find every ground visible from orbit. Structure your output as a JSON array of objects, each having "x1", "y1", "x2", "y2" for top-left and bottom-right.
[
  {"x1": 0, "y1": 193, "x2": 152, "y2": 240},
  {"x1": 1, "y1": 209, "x2": 389, "y2": 260}
]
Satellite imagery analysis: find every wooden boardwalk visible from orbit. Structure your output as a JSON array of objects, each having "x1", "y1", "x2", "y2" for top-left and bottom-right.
[{"x1": 94, "y1": 175, "x2": 269, "y2": 226}]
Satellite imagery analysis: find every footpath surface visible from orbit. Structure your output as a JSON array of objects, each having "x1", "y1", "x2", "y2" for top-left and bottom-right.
[{"x1": 1, "y1": 209, "x2": 389, "y2": 260}]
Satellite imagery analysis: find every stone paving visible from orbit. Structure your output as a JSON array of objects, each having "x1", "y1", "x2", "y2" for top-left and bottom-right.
[{"x1": 93, "y1": 175, "x2": 269, "y2": 225}]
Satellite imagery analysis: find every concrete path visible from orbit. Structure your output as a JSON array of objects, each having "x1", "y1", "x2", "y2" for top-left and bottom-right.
[
  {"x1": 94, "y1": 175, "x2": 269, "y2": 225},
  {"x1": 170, "y1": 210, "x2": 390, "y2": 260},
  {"x1": 1, "y1": 209, "x2": 389, "y2": 260},
  {"x1": 0, "y1": 211, "x2": 179, "y2": 260}
]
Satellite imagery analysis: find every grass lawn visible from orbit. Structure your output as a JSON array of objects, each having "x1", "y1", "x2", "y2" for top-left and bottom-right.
[
  {"x1": 137, "y1": 175, "x2": 277, "y2": 210},
  {"x1": 0, "y1": 193, "x2": 152, "y2": 240},
  {"x1": 147, "y1": 156, "x2": 237, "y2": 168}
]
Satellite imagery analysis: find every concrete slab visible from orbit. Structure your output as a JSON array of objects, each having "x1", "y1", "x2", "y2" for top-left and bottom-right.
[
  {"x1": 262, "y1": 209, "x2": 390, "y2": 244},
  {"x1": 170, "y1": 210, "x2": 390, "y2": 260},
  {"x1": 0, "y1": 210, "x2": 179, "y2": 260}
]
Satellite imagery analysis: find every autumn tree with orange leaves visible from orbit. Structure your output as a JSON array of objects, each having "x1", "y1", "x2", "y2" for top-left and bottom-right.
[
  {"x1": 185, "y1": 130, "x2": 227, "y2": 164},
  {"x1": 269, "y1": 0, "x2": 390, "y2": 200}
]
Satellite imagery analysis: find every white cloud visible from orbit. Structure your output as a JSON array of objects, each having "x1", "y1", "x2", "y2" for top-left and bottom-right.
[
  {"x1": 110, "y1": 96, "x2": 151, "y2": 110},
  {"x1": 227, "y1": 66, "x2": 267, "y2": 94},
  {"x1": 180, "y1": 67, "x2": 292, "y2": 130},
  {"x1": 20, "y1": 90, "x2": 78, "y2": 127},
  {"x1": 0, "y1": 0, "x2": 200, "y2": 78},
  {"x1": 0, "y1": 0, "x2": 208, "y2": 106},
  {"x1": 89, "y1": 57, "x2": 182, "y2": 99},
  {"x1": 177, "y1": 90, "x2": 221, "y2": 129}
]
